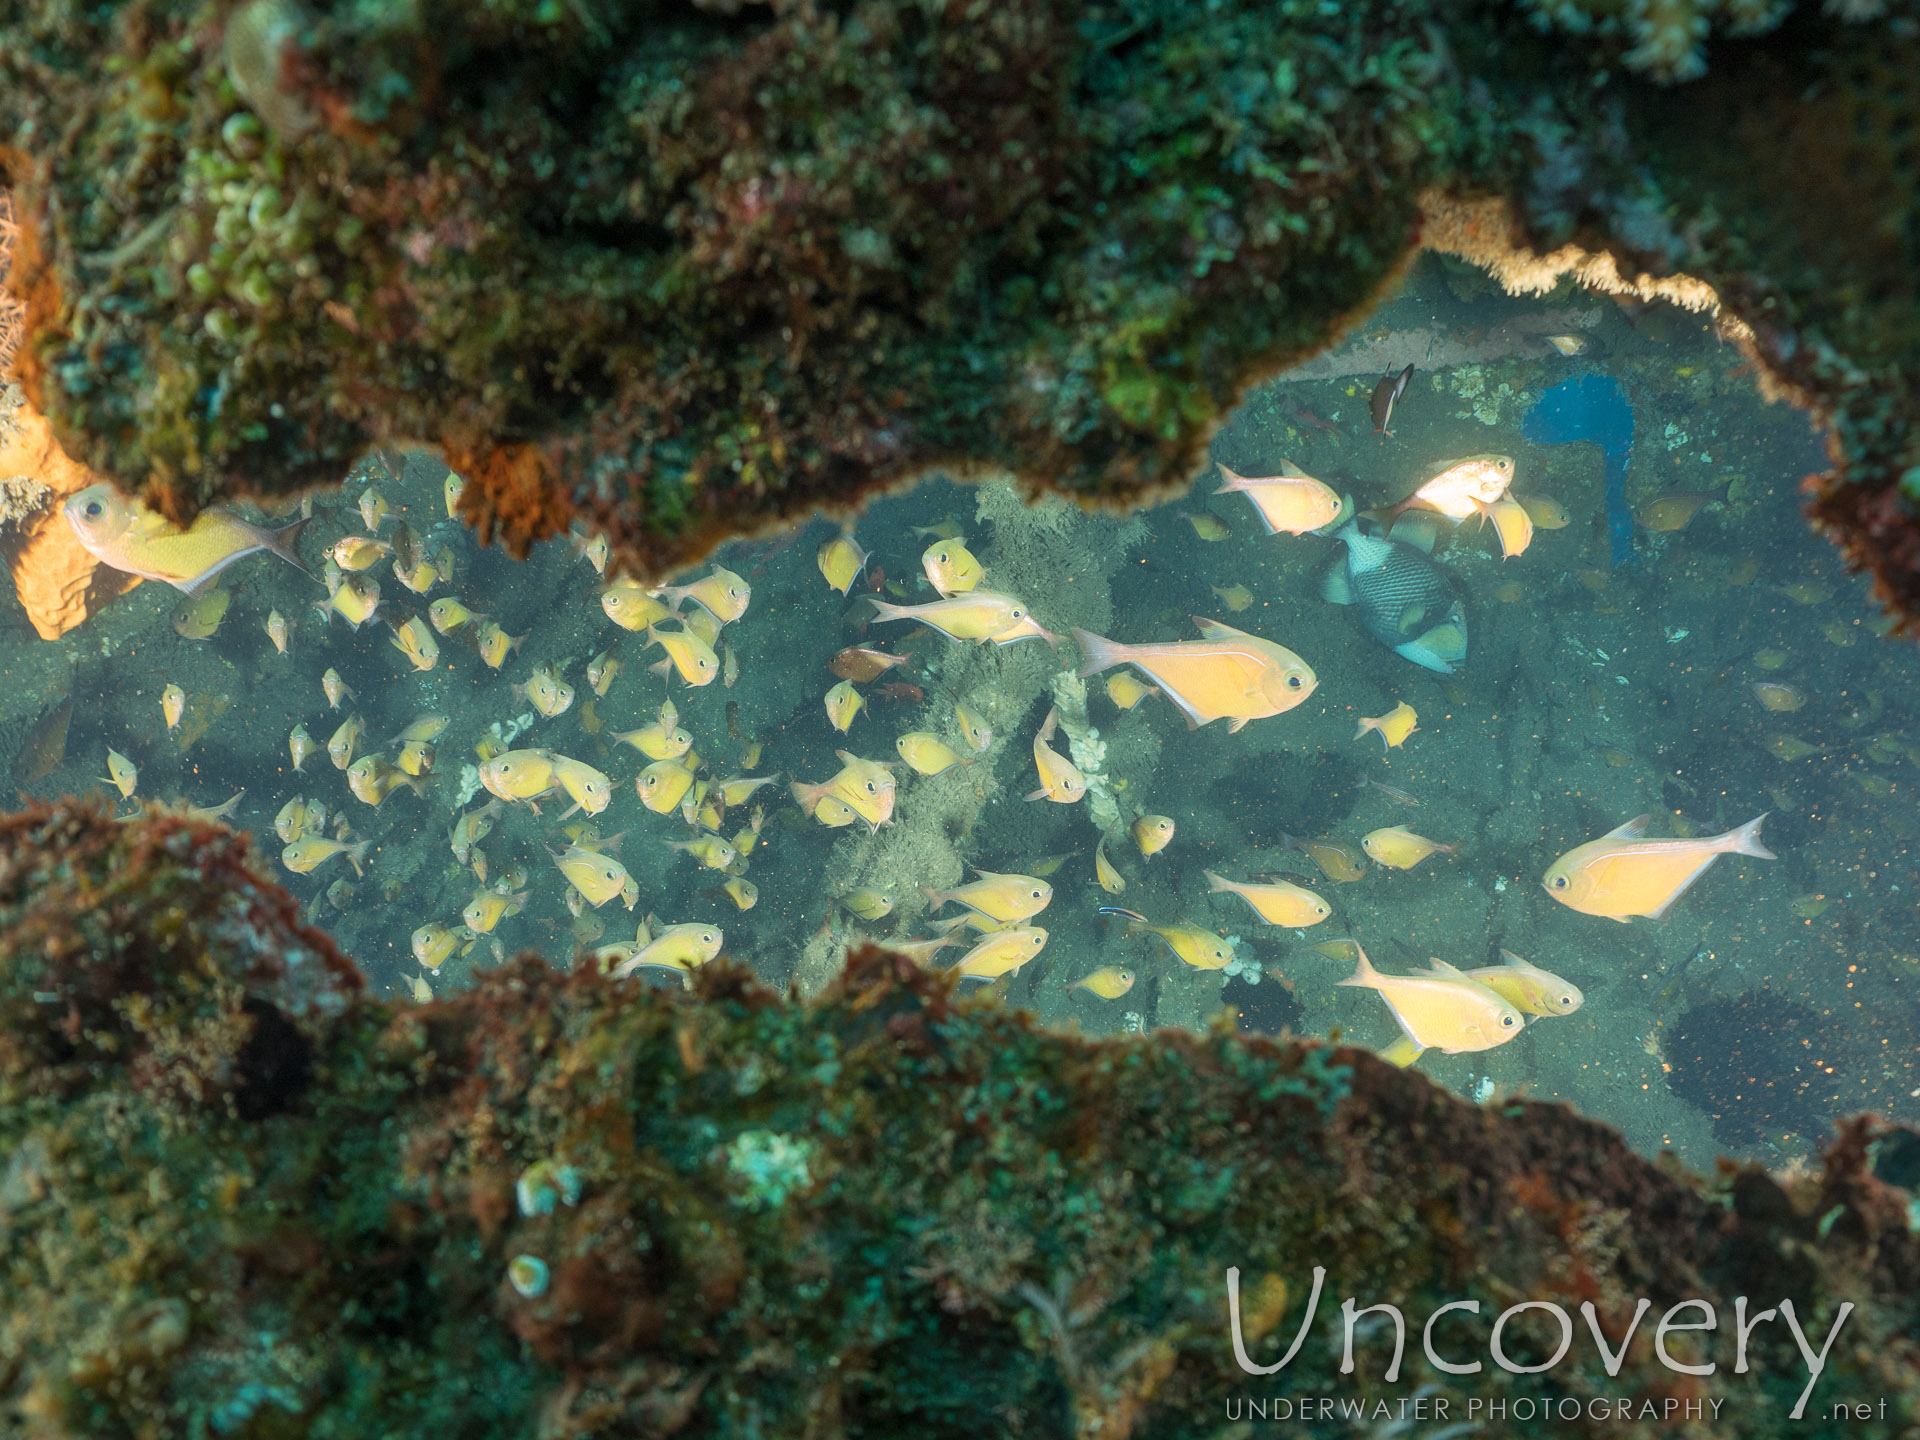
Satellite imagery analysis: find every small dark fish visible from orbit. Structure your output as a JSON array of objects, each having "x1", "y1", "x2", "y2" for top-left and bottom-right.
[
  {"x1": 1371, "y1": 363, "x2": 1414, "y2": 438},
  {"x1": 13, "y1": 694, "x2": 72, "y2": 792},
  {"x1": 725, "y1": 701, "x2": 741, "y2": 740},
  {"x1": 389, "y1": 520, "x2": 418, "y2": 574},
  {"x1": 1283, "y1": 399, "x2": 1342, "y2": 436},
  {"x1": 829, "y1": 646, "x2": 912, "y2": 683},
  {"x1": 878, "y1": 680, "x2": 925, "y2": 704},
  {"x1": 1359, "y1": 774, "x2": 1420, "y2": 806},
  {"x1": 867, "y1": 565, "x2": 886, "y2": 594}
]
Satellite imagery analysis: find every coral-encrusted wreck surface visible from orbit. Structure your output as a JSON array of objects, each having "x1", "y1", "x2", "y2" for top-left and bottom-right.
[
  {"x1": 3, "y1": 2, "x2": 1920, "y2": 625},
  {"x1": 0, "y1": 802, "x2": 1916, "y2": 1436}
]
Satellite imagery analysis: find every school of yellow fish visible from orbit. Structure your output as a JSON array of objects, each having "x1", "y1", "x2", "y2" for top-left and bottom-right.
[{"x1": 66, "y1": 452, "x2": 1788, "y2": 1065}]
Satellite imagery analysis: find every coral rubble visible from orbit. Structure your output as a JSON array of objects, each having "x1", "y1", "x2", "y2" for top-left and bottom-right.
[{"x1": 1, "y1": 804, "x2": 1916, "y2": 1435}]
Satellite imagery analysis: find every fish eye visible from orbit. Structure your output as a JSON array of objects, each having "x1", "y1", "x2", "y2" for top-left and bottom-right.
[
  {"x1": 1030, "y1": 888, "x2": 1042, "y2": 899},
  {"x1": 84, "y1": 500, "x2": 103, "y2": 519},
  {"x1": 1559, "y1": 994, "x2": 1574, "y2": 1007},
  {"x1": 1550, "y1": 875, "x2": 1569, "y2": 890},
  {"x1": 1501, "y1": 1014, "x2": 1518, "y2": 1028},
  {"x1": 1287, "y1": 674, "x2": 1303, "y2": 688},
  {"x1": 1012, "y1": 608, "x2": 1025, "y2": 619}
]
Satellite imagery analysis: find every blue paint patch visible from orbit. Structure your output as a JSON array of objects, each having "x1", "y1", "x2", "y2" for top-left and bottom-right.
[{"x1": 1522, "y1": 374, "x2": 1637, "y2": 569}]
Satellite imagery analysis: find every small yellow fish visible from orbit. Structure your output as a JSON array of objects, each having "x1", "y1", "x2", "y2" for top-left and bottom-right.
[
  {"x1": 587, "y1": 650, "x2": 622, "y2": 697},
  {"x1": 448, "y1": 798, "x2": 503, "y2": 861},
  {"x1": 611, "y1": 715, "x2": 694, "y2": 761},
  {"x1": 922, "y1": 539, "x2": 985, "y2": 597},
  {"x1": 463, "y1": 887, "x2": 529, "y2": 934},
  {"x1": 315, "y1": 573, "x2": 381, "y2": 632},
  {"x1": 1472, "y1": 496, "x2": 1534, "y2": 559},
  {"x1": 428, "y1": 597, "x2": 482, "y2": 635},
  {"x1": 265, "y1": 609, "x2": 292, "y2": 655},
  {"x1": 601, "y1": 580, "x2": 673, "y2": 632},
  {"x1": 274, "y1": 795, "x2": 317, "y2": 845},
  {"x1": 1338, "y1": 944, "x2": 1523, "y2": 1065},
  {"x1": 1213, "y1": 461, "x2": 1343, "y2": 536},
  {"x1": 1750, "y1": 682, "x2": 1806, "y2": 713},
  {"x1": 101, "y1": 747, "x2": 138, "y2": 799},
  {"x1": 1026, "y1": 708, "x2": 1086, "y2": 804},
  {"x1": 62, "y1": 485, "x2": 310, "y2": 594},
  {"x1": 1093, "y1": 837, "x2": 1126, "y2": 895},
  {"x1": 812, "y1": 794, "x2": 861, "y2": 828},
  {"x1": 171, "y1": 587, "x2": 231, "y2": 640},
  {"x1": 476, "y1": 622, "x2": 526, "y2": 670},
  {"x1": 1543, "y1": 333, "x2": 1588, "y2": 356},
  {"x1": 1067, "y1": 967, "x2": 1135, "y2": 999},
  {"x1": 162, "y1": 684, "x2": 186, "y2": 731},
  {"x1": 721, "y1": 878, "x2": 758, "y2": 910},
  {"x1": 909, "y1": 515, "x2": 964, "y2": 541},
  {"x1": 396, "y1": 740, "x2": 435, "y2": 777},
  {"x1": 1203, "y1": 869, "x2": 1329, "y2": 927},
  {"x1": 681, "y1": 607, "x2": 723, "y2": 648},
  {"x1": 636, "y1": 759, "x2": 697, "y2": 815},
  {"x1": 390, "y1": 616, "x2": 440, "y2": 672},
  {"x1": 1766, "y1": 735, "x2": 1817, "y2": 761},
  {"x1": 1354, "y1": 701, "x2": 1418, "y2": 751},
  {"x1": 1104, "y1": 673, "x2": 1161, "y2": 710},
  {"x1": 953, "y1": 926, "x2": 1049, "y2": 979},
  {"x1": 282, "y1": 835, "x2": 370, "y2": 877},
  {"x1": 1182, "y1": 512, "x2": 1230, "y2": 541},
  {"x1": 478, "y1": 749, "x2": 558, "y2": 804},
  {"x1": 741, "y1": 739, "x2": 764, "y2": 769},
  {"x1": 1543, "y1": 813, "x2": 1773, "y2": 922},
  {"x1": 322, "y1": 668, "x2": 354, "y2": 710},
  {"x1": 1490, "y1": 581, "x2": 1524, "y2": 604},
  {"x1": 841, "y1": 888, "x2": 894, "y2": 921},
  {"x1": 610, "y1": 923, "x2": 724, "y2": 980},
  {"x1": 664, "y1": 833, "x2": 738, "y2": 871},
  {"x1": 825, "y1": 680, "x2": 865, "y2": 733},
  {"x1": 647, "y1": 623, "x2": 721, "y2": 687},
  {"x1": 1132, "y1": 814, "x2": 1175, "y2": 858},
  {"x1": 954, "y1": 702, "x2": 993, "y2": 752},
  {"x1": 1210, "y1": 583, "x2": 1255, "y2": 613},
  {"x1": 722, "y1": 644, "x2": 739, "y2": 689},
  {"x1": 550, "y1": 755, "x2": 613, "y2": 816},
  {"x1": 347, "y1": 754, "x2": 427, "y2": 808},
  {"x1": 1286, "y1": 834, "x2": 1369, "y2": 882},
  {"x1": 514, "y1": 662, "x2": 575, "y2": 719},
  {"x1": 331, "y1": 535, "x2": 392, "y2": 571},
  {"x1": 1100, "y1": 908, "x2": 1235, "y2": 969},
  {"x1": 358, "y1": 488, "x2": 392, "y2": 532},
  {"x1": 1461, "y1": 951, "x2": 1583, "y2": 1017},
  {"x1": 817, "y1": 534, "x2": 870, "y2": 595},
  {"x1": 444, "y1": 471, "x2": 466, "y2": 518},
  {"x1": 288, "y1": 724, "x2": 316, "y2": 772},
  {"x1": 412, "y1": 923, "x2": 464, "y2": 972},
  {"x1": 552, "y1": 846, "x2": 639, "y2": 909},
  {"x1": 922, "y1": 869, "x2": 1052, "y2": 924},
  {"x1": 896, "y1": 732, "x2": 966, "y2": 777},
  {"x1": 1779, "y1": 581, "x2": 1832, "y2": 605},
  {"x1": 1638, "y1": 492, "x2": 1715, "y2": 533},
  {"x1": 569, "y1": 527, "x2": 611, "y2": 575},
  {"x1": 715, "y1": 774, "x2": 778, "y2": 806},
  {"x1": 658, "y1": 566, "x2": 751, "y2": 624},
  {"x1": 868, "y1": 590, "x2": 1056, "y2": 646},
  {"x1": 1512, "y1": 493, "x2": 1571, "y2": 529},
  {"x1": 1362, "y1": 826, "x2": 1454, "y2": 870},
  {"x1": 328, "y1": 714, "x2": 365, "y2": 771}
]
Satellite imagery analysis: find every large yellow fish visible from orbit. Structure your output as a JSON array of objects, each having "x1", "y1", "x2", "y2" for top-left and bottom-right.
[
  {"x1": 1026, "y1": 708, "x2": 1085, "y2": 804},
  {"x1": 1542, "y1": 813, "x2": 1774, "y2": 921},
  {"x1": 921, "y1": 538, "x2": 984, "y2": 597},
  {"x1": 610, "y1": 922, "x2": 725, "y2": 979},
  {"x1": 1402, "y1": 455, "x2": 1516, "y2": 520},
  {"x1": 922, "y1": 869, "x2": 1052, "y2": 924},
  {"x1": 636, "y1": 759, "x2": 697, "y2": 815},
  {"x1": 953, "y1": 926, "x2": 1048, "y2": 979},
  {"x1": 1074, "y1": 617, "x2": 1316, "y2": 732},
  {"x1": 63, "y1": 483, "x2": 311, "y2": 595},
  {"x1": 1203, "y1": 870, "x2": 1329, "y2": 927},
  {"x1": 601, "y1": 580, "x2": 672, "y2": 632},
  {"x1": 1213, "y1": 460, "x2": 1343, "y2": 535},
  {"x1": 550, "y1": 845, "x2": 639, "y2": 909},
  {"x1": 868, "y1": 591, "x2": 1057, "y2": 646},
  {"x1": 647, "y1": 623, "x2": 720, "y2": 687},
  {"x1": 658, "y1": 566, "x2": 751, "y2": 624},
  {"x1": 282, "y1": 835, "x2": 369, "y2": 877},
  {"x1": 791, "y1": 752, "x2": 896, "y2": 830},
  {"x1": 1338, "y1": 942, "x2": 1523, "y2": 1065},
  {"x1": 1099, "y1": 908, "x2": 1235, "y2": 969}
]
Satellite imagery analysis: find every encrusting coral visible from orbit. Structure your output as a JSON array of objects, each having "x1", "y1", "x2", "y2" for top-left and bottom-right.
[
  {"x1": 0, "y1": 801, "x2": 1916, "y2": 1436},
  {"x1": 6, "y1": 1, "x2": 1918, "y2": 631}
]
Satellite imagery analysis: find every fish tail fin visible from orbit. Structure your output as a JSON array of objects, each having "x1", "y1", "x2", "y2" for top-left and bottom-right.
[
  {"x1": 1202, "y1": 869, "x2": 1232, "y2": 894},
  {"x1": 1038, "y1": 707, "x2": 1060, "y2": 744},
  {"x1": 1212, "y1": 463, "x2": 1247, "y2": 495},
  {"x1": 264, "y1": 513, "x2": 317, "y2": 580},
  {"x1": 1337, "y1": 942, "x2": 1383, "y2": 990},
  {"x1": 866, "y1": 598, "x2": 910, "y2": 623},
  {"x1": 1071, "y1": 627, "x2": 1127, "y2": 677},
  {"x1": 1498, "y1": 949, "x2": 1527, "y2": 967},
  {"x1": 1378, "y1": 1035, "x2": 1424, "y2": 1068},
  {"x1": 347, "y1": 840, "x2": 370, "y2": 878},
  {"x1": 1725, "y1": 812, "x2": 1775, "y2": 859},
  {"x1": 1353, "y1": 717, "x2": 1376, "y2": 742},
  {"x1": 789, "y1": 780, "x2": 824, "y2": 815}
]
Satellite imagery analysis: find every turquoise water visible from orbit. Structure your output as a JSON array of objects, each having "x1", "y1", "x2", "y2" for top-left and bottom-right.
[{"x1": 9, "y1": 253, "x2": 1914, "y2": 1171}]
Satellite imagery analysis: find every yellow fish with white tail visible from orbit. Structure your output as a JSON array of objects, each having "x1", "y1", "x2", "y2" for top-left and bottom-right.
[
  {"x1": 868, "y1": 591, "x2": 1056, "y2": 646},
  {"x1": 1025, "y1": 708, "x2": 1085, "y2": 804},
  {"x1": 1542, "y1": 813, "x2": 1774, "y2": 922},
  {"x1": 1338, "y1": 942, "x2": 1523, "y2": 1066},
  {"x1": 1098, "y1": 908, "x2": 1235, "y2": 970},
  {"x1": 1202, "y1": 870, "x2": 1329, "y2": 927}
]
